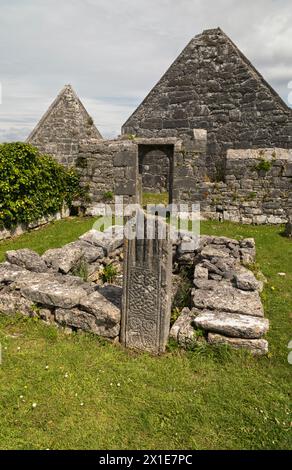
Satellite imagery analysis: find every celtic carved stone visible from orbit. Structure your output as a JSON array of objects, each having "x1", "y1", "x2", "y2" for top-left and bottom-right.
[{"x1": 120, "y1": 210, "x2": 172, "y2": 354}]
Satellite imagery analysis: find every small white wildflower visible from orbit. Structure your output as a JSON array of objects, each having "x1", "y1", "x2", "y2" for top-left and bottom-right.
[
  {"x1": 80, "y1": 402, "x2": 84, "y2": 406},
  {"x1": 17, "y1": 347, "x2": 21, "y2": 351},
  {"x1": 4, "y1": 346, "x2": 7, "y2": 350},
  {"x1": 19, "y1": 395, "x2": 24, "y2": 399},
  {"x1": 32, "y1": 403, "x2": 37, "y2": 409},
  {"x1": 45, "y1": 365, "x2": 49, "y2": 370},
  {"x1": 64, "y1": 373, "x2": 68, "y2": 378},
  {"x1": 117, "y1": 383, "x2": 121, "y2": 387},
  {"x1": 110, "y1": 383, "x2": 113, "y2": 386}
]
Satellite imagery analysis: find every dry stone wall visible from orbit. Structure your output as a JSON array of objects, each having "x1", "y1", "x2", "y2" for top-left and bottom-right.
[
  {"x1": 0, "y1": 226, "x2": 269, "y2": 355},
  {"x1": 176, "y1": 148, "x2": 292, "y2": 224}
]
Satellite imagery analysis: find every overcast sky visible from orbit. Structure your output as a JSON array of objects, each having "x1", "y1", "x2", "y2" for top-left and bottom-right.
[{"x1": 0, "y1": 0, "x2": 291, "y2": 141}]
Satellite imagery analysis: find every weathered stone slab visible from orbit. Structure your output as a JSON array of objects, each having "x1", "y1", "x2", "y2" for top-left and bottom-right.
[
  {"x1": 0, "y1": 292, "x2": 35, "y2": 317},
  {"x1": 79, "y1": 291, "x2": 121, "y2": 325},
  {"x1": 192, "y1": 284, "x2": 264, "y2": 317},
  {"x1": 79, "y1": 226, "x2": 124, "y2": 255},
  {"x1": 42, "y1": 245, "x2": 83, "y2": 274},
  {"x1": 66, "y1": 241, "x2": 104, "y2": 263},
  {"x1": 193, "y1": 310, "x2": 269, "y2": 339},
  {"x1": 21, "y1": 280, "x2": 87, "y2": 309},
  {"x1": 55, "y1": 307, "x2": 120, "y2": 338},
  {"x1": 208, "y1": 333, "x2": 268, "y2": 355},
  {"x1": 121, "y1": 210, "x2": 172, "y2": 354},
  {"x1": 5, "y1": 249, "x2": 48, "y2": 273},
  {"x1": 234, "y1": 267, "x2": 262, "y2": 291},
  {"x1": 0, "y1": 263, "x2": 27, "y2": 283}
]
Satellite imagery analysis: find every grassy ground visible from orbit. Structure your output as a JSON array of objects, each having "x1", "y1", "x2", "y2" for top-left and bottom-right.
[{"x1": 0, "y1": 218, "x2": 291, "y2": 450}]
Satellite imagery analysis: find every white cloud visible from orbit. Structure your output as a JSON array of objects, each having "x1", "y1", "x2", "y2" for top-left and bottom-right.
[{"x1": 0, "y1": 0, "x2": 291, "y2": 141}]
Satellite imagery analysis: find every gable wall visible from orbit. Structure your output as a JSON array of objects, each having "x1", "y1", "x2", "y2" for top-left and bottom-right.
[{"x1": 122, "y1": 28, "x2": 292, "y2": 178}]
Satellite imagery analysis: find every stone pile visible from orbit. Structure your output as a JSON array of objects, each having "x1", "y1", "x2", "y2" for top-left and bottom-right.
[
  {"x1": 171, "y1": 235, "x2": 269, "y2": 355},
  {"x1": 0, "y1": 226, "x2": 269, "y2": 355},
  {"x1": 0, "y1": 227, "x2": 125, "y2": 339}
]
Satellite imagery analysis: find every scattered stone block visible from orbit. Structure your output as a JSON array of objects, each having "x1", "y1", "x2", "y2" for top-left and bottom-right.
[
  {"x1": 192, "y1": 284, "x2": 264, "y2": 317},
  {"x1": 21, "y1": 280, "x2": 87, "y2": 309},
  {"x1": 208, "y1": 333, "x2": 268, "y2": 355},
  {"x1": 193, "y1": 310, "x2": 269, "y2": 339},
  {"x1": 6, "y1": 249, "x2": 48, "y2": 273}
]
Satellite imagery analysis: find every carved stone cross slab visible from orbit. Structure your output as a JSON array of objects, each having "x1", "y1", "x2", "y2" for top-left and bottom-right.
[{"x1": 120, "y1": 210, "x2": 172, "y2": 354}]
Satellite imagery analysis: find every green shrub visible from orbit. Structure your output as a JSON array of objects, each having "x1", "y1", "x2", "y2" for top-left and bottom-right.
[
  {"x1": 0, "y1": 142, "x2": 86, "y2": 228},
  {"x1": 102, "y1": 191, "x2": 114, "y2": 201},
  {"x1": 254, "y1": 158, "x2": 272, "y2": 173},
  {"x1": 100, "y1": 263, "x2": 118, "y2": 284}
]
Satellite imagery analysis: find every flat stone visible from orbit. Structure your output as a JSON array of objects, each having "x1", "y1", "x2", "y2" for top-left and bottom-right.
[
  {"x1": 79, "y1": 290, "x2": 121, "y2": 326},
  {"x1": 5, "y1": 249, "x2": 48, "y2": 273},
  {"x1": 0, "y1": 291, "x2": 34, "y2": 316},
  {"x1": 0, "y1": 263, "x2": 27, "y2": 283},
  {"x1": 192, "y1": 284, "x2": 264, "y2": 317},
  {"x1": 42, "y1": 245, "x2": 83, "y2": 274},
  {"x1": 208, "y1": 333, "x2": 268, "y2": 355},
  {"x1": 21, "y1": 280, "x2": 87, "y2": 309},
  {"x1": 200, "y1": 246, "x2": 230, "y2": 259},
  {"x1": 55, "y1": 306, "x2": 120, "y2": 339},
  {"x1": 79, "y1": 226, "x2": 124, "y2": 255},
  {"x1": 66, "y1": 241, "x2": 104, "y2": 263},
  {"x1": 193, "y1": 310, "x2": 269, "y2": 339},
  {"x1": 194, "y1": 264, "x2": 208, "y2": 279},
  {"x1": 96, "y1": 284, "x2": 122, "y2": 309},
  {"x1": 234, "y1": 267, "x2": 262, "y2": 291}
]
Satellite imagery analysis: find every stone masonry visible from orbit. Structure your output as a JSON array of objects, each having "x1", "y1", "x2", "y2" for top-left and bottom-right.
[
  {"x1": 122, "y1": 28, "x2": 292, "y2": 177},
  {"x1": 27, "y1": 84, "x2": 102, "y2": 166}
]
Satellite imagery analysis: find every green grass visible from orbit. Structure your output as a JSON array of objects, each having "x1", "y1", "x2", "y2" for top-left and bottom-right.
[
  {"x1": 0, "y1": 218, "x2": 291, "y2": 450},
  {"x1": 142, "y1": 192, "x2": 169, "y2": 206},
  {"x1": 0, "y1": 217, "x2": 98, "y2": 262}
]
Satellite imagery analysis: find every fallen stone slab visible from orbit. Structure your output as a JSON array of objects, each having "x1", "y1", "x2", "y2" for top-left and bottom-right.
[
  {"x1": 21, "y1": 280, "x2": 87, "y2": 309},
  {"x1": 79, "y1": 290, "x2": 121, "y2": 325},
  {"x1": 0, "y1": 291, "x2": 35, "y2": 317},
  {"x1": 194, "y1": 264, "x2": 208, "y2": 279},
  {"x1": 200, "y1": 246, "x2": 230, "y2": 259},
  {"x1": 5, "y1": 249, "x2": 48, "y2": 273},
  {"x1": 193, "y1": 310, "x2": 269, "y2": 339},
  {"x1": 192, "y1": 284, "x2": 264, "y2": 317},
  {"x1": 65, "y1": 241, "x2": 104, "y2": 264},
  {"x1": 234, "y1": 267, "x2": 262, "y2": 291},
  {"x1": 207, "y1": 333, "x2": 268, "y2": 355},
  {"x1": 79, "y1": 226, "x2": 124, "y2": 255},
  {"x1": 42, "y1": 245, "x2": 83, "y2": 274},
  {"x1": 0, "y1": 263, "x2": 27, "y2": 283},
  {"x1": 55, "y1": 305, "x2": 120, "y2": 338}
]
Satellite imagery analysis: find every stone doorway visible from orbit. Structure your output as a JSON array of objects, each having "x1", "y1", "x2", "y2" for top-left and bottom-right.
[{"x1": 138, "y1": 144, "x2": 174, "y2": 204}]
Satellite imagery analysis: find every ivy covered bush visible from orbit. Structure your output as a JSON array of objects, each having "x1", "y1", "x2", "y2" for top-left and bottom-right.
[{"x1": 0, "y1": 142, "x2": 87, "y2": 229}]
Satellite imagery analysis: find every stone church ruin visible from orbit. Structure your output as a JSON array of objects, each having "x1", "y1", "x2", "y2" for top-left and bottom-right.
[{"x1": 26, "y1": 27, "x2": 291, "y2": 224}]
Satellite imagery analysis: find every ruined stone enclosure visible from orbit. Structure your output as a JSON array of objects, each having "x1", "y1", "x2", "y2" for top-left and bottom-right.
[{"x1": 27, "y1": 27, "x2": 292, "y2": 224}]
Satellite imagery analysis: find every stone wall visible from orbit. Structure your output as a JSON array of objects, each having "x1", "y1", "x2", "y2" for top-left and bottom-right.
[
  {"x1": 122, "y1": 28, "x2": 292, "y2": 178},
  {"x1": 27, "y1": 85, "x2": 102, "y2": 166},
  {"x1": 75, "y1": 137, "x2": 291, "y2": 224},
  {"x1": 0, "y1": 227, "x2": 269, "y2": 355},
  {"x1": 77, "y1": 139, "x2": 139, "y2": 212},
  {"x1": 176, "y1": 148, "x2": 292, "y2": 224},
  {"x1": 0, "y1": 206, "x2": 70, "y2": 242}
]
